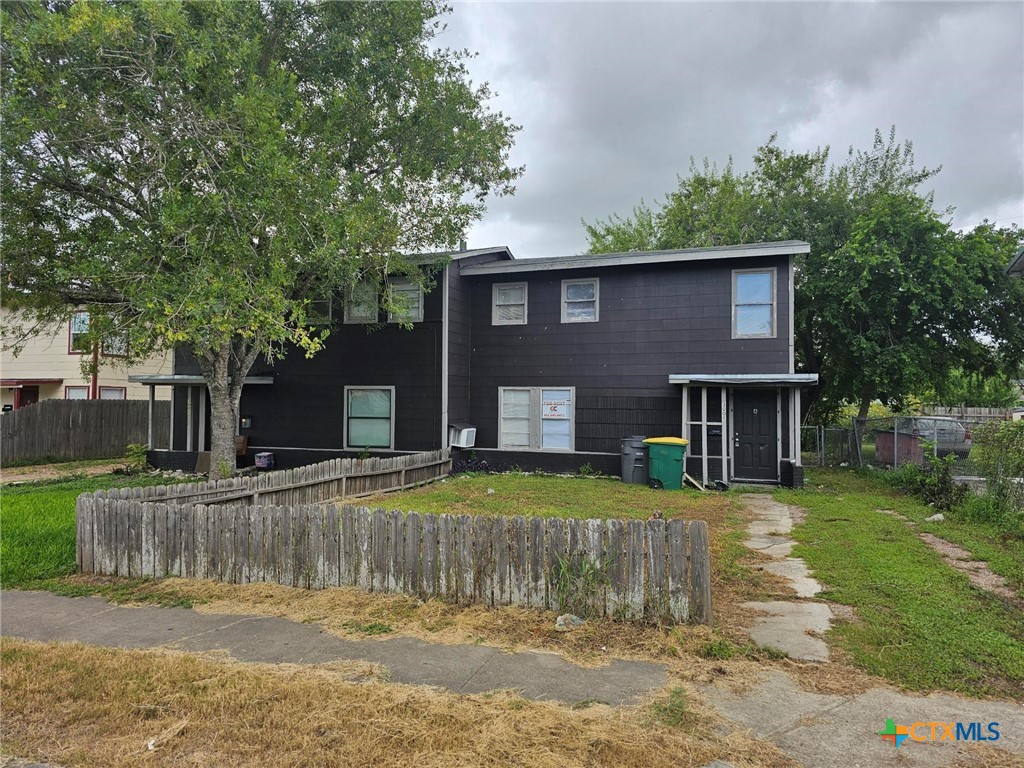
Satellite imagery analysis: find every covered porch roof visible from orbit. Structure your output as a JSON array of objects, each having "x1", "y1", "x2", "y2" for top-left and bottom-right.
[
  {"x1": 1, "y1": 378, "x2": 63, "y2": 387},
  {"x1": 128, "y1": 374, "x2": 274, "y2": 386},
  {"x1": 668, "y1": 373, "x2": 818, "y2": 386}
]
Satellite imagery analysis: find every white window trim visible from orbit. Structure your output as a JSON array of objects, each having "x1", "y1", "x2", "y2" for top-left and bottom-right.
[
  {"x1": 498, "y1": 386, "x2": 575, "y2": 452},
  {"x1": 343, "y1": 385, "x2": 396, "y2": 450},
  {"x1": 388, "y1": 279, "x2": 424, "y2": 324},
  {"x1": 343, "y1": 283, "x2": 378, "y2": 324},
  {"x1": 69, "y1": 310, "x2": 90, "y2": 354},
  {"x1": 492, "y1": 281, "x2": 528, "y2": 326},
  {"x1": 561, "y1": 278, "x2": 599, "y2": 323},
  {"x1": 731, "y1": 268, "x2": 777, "y2": 339}
]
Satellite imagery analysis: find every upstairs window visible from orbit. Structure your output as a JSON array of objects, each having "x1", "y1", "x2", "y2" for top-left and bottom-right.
[
  {"x1": 344, "y1": 282, "x2": 378, "y2": 324},
  {"x1": 492, "y1": 282, "x2": 527, "y2": 325},
  {"x1": 65, "y1": 386, "x2": 89, "y2": 400},
  {"x1": 388, "y1": 279, "x2": 424, "y2": 323},
  {"x1": 102, "y1": 332, "x2": 129, "y2": 357},
  {"x1": 561, "y1": 279, "x2": 599, "y2": 323},
  {"x1": 69, "y1": 311, "x2": 90, "y2": 353},
  {"x1": 306, "y1": 297, "x2": 333, "y2": 327},
  {"x1": 99, "y1": 387, "x2": 126, "y2": 400},
  {"x1": 733, "y1": 269, "x2": 776, "y2": 338}
]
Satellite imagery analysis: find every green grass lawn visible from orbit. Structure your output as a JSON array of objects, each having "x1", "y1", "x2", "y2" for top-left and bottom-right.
[
  {"x1": 1, "y1": 474, "x2": 189, "y2": 590},
  {"x1": 358, "y1": 472, "x2": 734, "y2": 523},
  {"x1": 777, "y1": 469, "x2": 1024, "y2": 699}
]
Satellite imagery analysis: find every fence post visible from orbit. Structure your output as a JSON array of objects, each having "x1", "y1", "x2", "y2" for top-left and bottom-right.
[{"x1": 893, "y1": 417, "x2": 899, "y2": 467}]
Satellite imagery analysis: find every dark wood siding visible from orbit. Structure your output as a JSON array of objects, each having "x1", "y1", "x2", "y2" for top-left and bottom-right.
[
  {"x1": 467, "y1": 255, "x2": 791, "y2": 454},
  {"x1": 173, "y1": 288, "x2": 445, "y2": 452}
]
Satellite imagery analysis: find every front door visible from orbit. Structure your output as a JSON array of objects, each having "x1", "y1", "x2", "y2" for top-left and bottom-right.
[
  {"x1": 733, "y1": 389, "x2": 777, "y2": 481},
  {"x1": 16, "y1": 386, "x2": 39, "y2": 409}
]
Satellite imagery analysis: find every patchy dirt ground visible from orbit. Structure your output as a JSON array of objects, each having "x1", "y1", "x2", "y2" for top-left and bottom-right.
[
  {"x1": 878, "y1": 508, "x2": 1019, "y2": 603},
  {"x1": 917, "y1": 531, "x2": 1019, "y2": 603},
  {"x1": 0, "y1": 460, "x2": 127, "y2": 485}
]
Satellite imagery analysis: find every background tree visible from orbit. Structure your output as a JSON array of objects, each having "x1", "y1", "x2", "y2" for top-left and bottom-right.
[
  {"x1": 582, "y1": 129, "x2": 1024, "y2": 424},
  {"x1": 925, "y1": 369, "x2": 1023, "y2": 409},
  {"x1": 1, "y1": 0, "x2": 521, "y2": 477}
]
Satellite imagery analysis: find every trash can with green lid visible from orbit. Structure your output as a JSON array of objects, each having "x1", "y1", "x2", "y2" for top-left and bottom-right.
[{"x1": 643, "y1": 437, "x2": 689, "y2": 490}]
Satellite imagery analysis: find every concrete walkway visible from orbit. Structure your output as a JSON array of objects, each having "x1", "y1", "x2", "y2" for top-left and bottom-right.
[
  {"x1": 0, "y1": 590, "x2": 666, "y2": 707},
  {"x1": 703, "y1": 670, "x2": 1024, "y2": 768},
  {"x1": 740, "y1": 493, "x2": 833, "y2": 662}
]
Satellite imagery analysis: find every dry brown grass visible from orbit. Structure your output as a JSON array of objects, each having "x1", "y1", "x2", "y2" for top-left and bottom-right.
[
  {"x1": 59, "y1": 570, "x2": 880, "y2": 699},
  {"x1": 1, "y1": 638, "x2": 798, "y2": 768}
]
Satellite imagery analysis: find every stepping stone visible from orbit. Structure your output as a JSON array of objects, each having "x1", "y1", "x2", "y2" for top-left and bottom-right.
[
  {"x1": 744, "y1": 534, "x2": 794, "y2": 558},
  {"x1": 742, "y1": 601, "x2": 833, "y2": 662},
  {"x1": 761, "y1": 558, "x2": 822, "y2": 598}
]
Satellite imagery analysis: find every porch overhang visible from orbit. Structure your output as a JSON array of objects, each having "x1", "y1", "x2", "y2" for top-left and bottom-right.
[
  {"x1": 1, "y1": 378, "x2": 63, "y2": 387},
  {"x1": 127, "y1": 374, "x2": 274, "y2": 386},
  {"x1": 668, "y1": 373, "x2": 818, "y2": 386}
]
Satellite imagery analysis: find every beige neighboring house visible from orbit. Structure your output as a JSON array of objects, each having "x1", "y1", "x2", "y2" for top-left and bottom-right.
[{"x1": 1, "y1": 308, "x2": 172, "y2": 411}]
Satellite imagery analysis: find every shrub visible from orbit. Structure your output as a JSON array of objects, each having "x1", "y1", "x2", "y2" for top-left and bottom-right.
[
  {"x1": 882, "y1": 448, "x2": 966, "y2": 512},
  {"x1": 961, "y1": 421, "x2": 1024, "y2": 530}
]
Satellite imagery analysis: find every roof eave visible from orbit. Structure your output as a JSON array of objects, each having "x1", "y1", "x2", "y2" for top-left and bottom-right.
[
  {"x1": 1006, "y1": 247, "x2": 1024, "y2": 277},
  {"x1": 460, "y1": 241, "x2": 810, "y2": 276}
]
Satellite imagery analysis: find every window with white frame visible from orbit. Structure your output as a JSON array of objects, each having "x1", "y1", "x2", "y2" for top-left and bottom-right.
[
  {"x1": 99, "y1": 387, "x2": 126, "y2": 400},
  {"x1": 388, "y1": 279, "x2": 424, "y2": 323},
  {"x1": 69, "y1": 311, "x2": 90, "y2": 353},
  {"x1": 561, "y1": 279, "x2": 599, "y2": 323},
  {"x1": 492, "y1": 282, "x2": 527, "y2": 325},
  {"x1": 102, "y1": 332, "x2": 128, "y2": 357},
  {"x1": 345, "y1": 387, "x2": 394, "y2": 449},
  {"x1": 499, "y1": 387, "x2": 574, "y2": 451},
  {"x1": 344, "y1": 282, "x2": 377, "y2": 324},
  {"x1": 733, "y1": 269, "x2": 776, "y2": 338},
  {"x1": 65, "y1": 386, "x2": 89, "y2": 400}
]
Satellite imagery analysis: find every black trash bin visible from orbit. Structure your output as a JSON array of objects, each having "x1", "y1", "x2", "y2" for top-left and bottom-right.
[{"x1": 620, "y1": 435, "x2": 649, "y2": 485}]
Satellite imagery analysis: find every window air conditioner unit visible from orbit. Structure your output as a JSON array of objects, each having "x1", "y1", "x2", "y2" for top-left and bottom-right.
[{"x1": 449, "y1": 424, "x2": 477, "y2": 449}]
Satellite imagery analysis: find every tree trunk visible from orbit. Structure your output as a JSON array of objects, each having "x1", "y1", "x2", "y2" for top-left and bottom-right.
[
  {"x1": 852, "y1": 394, "x2": 872, "y2": 468},
  {"x1": 194, "y1": 338, "x2": 261, "y2": 480}
]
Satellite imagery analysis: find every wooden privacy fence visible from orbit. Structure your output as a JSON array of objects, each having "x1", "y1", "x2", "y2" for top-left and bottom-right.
[
  {"x1": 76, "y1": 500, "x2": 712, "y2": 624},
  {"x1": 1, "y1": 399, "x2": 170, "y2": 464},
  {"x1": 922, "y1": 406, "x2": 1013, "y2": 422},
  {"x1": 95, "y1": 450, "x2": 452, "y2": 507}
]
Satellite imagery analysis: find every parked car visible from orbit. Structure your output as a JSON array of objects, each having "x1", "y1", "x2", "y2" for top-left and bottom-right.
[{"x1": 895, "y1": 416, "x2": 972, "y2": 460}]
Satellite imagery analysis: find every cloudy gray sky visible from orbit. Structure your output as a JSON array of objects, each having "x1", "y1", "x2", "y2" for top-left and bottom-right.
[{"x1": 440, "y1": 1, "x2": 1024, "y2": 258}]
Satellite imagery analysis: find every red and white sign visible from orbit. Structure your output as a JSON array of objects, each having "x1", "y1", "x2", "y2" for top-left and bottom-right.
[{"x1": 542, "y1": 400, "x2": 569, "y2": 419}]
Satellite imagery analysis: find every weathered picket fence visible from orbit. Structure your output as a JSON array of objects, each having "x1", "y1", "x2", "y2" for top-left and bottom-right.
[
  {"x1": 1, "y1": 399, "x2": 170, "y2": 463},
  {"x1": 96, "y1": 449, "x2": 451, "y2": 507},
  {"x1": 75, "y1": 500, "x2": 712, "y2": 624}
]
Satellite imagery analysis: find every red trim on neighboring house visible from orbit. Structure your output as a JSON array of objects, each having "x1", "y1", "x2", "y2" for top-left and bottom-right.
[
  {"x1": 99, "y1": 386, "x2": 127, "y2": 400},
  {"x1": 65, "y1": 386, "x2": 90, "y2": 400},
  {"x1": 1, "y1": 379, "x2": 63, "y2": 386},
  {"x1": 14, "y1": 385, "x2": 40, "y2": 409}
]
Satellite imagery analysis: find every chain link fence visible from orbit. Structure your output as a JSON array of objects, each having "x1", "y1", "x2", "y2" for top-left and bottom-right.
[
  {"x1": 851, "y1": 416, "x2": 986, "y2": 478},
  {"x1": 800, "y1": 425, "x2": 853, "y2": 467}
]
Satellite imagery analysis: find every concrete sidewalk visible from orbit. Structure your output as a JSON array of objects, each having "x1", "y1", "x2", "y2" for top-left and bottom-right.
[{"x1": 0, "y1": 590, "x2": 666, "y2": 706}]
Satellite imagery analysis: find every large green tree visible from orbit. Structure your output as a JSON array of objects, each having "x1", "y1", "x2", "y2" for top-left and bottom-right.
[
  {"x1": 584, "y1": 130, "x2": 1024, "y2": 423},
  {"x1": 1, "y1": 0, "x2": 520, "y2": 477}
]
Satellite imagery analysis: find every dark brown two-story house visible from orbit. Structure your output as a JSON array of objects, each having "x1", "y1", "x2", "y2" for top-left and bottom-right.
[{"x1": 136, "y1": 240, "x2": 816, "y2": 486}]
